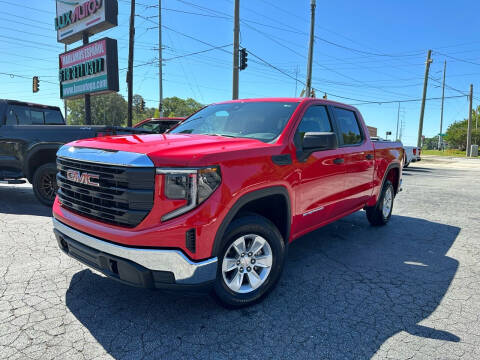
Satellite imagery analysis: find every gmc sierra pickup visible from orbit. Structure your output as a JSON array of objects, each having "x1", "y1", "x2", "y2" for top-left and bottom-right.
[
  {"x1": 52, "y1": 98, "x2": 404, "y2": 307},
  {"x1": 0, "y1": 99, "x2": 149, "y2": 205}
]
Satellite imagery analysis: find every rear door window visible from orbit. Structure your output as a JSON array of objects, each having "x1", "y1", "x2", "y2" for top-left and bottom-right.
[
  {"x1": 333, "y1": 107, "x2": 363, "y2": 145},
  {"x1": 44, "y1": 109, "x2": 64, "y2": 124},
  {"x1": 31, "y1": 110, "x2": 44, "y2": 125}
]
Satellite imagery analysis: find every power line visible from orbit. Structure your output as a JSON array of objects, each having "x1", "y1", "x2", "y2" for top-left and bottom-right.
[
  {"x1": 0, "y1": 71, "x2": 58, "y2": 85},
  {"x1": 351, "y1": 95, "x2": 466, "y2": 106},
  {"x1": 162, "y1": 44, "x2": 232, "y2": 61},
  {"x1": 315, "y1": 35, "x2": 424, "y2": 58},
  {"x1": 146, "y1": 8, "x2": 230, "y2": 19},
  {"x1": 434, "y1": 50, "x2": 480, "y2": 66}
]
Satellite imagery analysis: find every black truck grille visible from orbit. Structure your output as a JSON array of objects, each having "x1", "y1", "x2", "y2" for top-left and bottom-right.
[{"x1": 56, "y1": 157, "x2": 155, "y2": 228}]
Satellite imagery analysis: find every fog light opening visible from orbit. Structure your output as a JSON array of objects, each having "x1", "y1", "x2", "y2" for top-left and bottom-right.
[{"x1": 60, "y1": 238, "x2": 69, "y2": 252}]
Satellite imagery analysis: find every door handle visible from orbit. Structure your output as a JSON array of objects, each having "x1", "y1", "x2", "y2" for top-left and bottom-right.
[
  {"x1": 333, "y1": 158, "x2": 344, "y2": 164},
  {"x1": 366, "y1": 154, "x2": 374, "y2": 160}
]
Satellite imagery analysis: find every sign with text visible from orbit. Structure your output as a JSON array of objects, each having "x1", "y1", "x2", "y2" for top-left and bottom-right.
[
  {"x1": 59, "y1": 37, "x2": 118, "y2": 99},
  {"x1": 55, "y1": 0, "x2": 118, "y2": 45}
]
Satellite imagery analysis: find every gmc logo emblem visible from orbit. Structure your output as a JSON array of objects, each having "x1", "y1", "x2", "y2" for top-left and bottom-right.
[{"x1": 66, "y1": 169, "x2": 100, "y2": 187}]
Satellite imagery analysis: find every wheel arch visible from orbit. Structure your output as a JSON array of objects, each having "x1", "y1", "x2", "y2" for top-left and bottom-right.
[
  {"x1": 211, "y1": 186, "x2": 291, "y2": 257},
  {"x1": 24, "y1": 144, "x2": 62, "y2": 182},
  {"x1": 378, "y1": 162, "x2": 401, "y2": 198}
]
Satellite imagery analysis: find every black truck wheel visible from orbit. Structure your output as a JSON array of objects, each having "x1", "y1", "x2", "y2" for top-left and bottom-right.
[
  {"x1": 366, "y1": 180, "x2": 394, "y2": 226},
  {"x1": 32, "y1": 163, "x2": 58, "y2": 206},
  {"x1": 213, "y1": 214, "x2": 286, "y2": 308}
]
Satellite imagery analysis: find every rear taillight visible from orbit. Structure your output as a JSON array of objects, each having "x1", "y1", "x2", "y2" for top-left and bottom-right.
[{"x1": 413, "y1": 148, "x2": 417, "y2": 155}]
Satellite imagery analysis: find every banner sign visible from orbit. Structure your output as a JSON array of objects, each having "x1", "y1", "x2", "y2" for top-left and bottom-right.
[
  {"x1": 55, "y1": 0, "x2": 118, "y2": 45},
  {"x1": 59, "y1": 37, "x2": 118, "y2": 99}
]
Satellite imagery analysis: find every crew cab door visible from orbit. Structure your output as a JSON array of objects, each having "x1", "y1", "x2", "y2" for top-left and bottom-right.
[
  {"x1": 292, "y1": 104, "x2": 346, "y2": 238},
  {"x1": 331, "y1": 107, "x2": 375, "y2": 209}
]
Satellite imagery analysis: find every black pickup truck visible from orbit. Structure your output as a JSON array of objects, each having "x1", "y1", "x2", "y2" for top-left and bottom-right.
[{"x1": 0, "y1": 99, "x2": 146, "y2": 206}]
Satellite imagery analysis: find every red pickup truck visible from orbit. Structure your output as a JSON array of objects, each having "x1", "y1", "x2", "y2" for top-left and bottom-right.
[{"x1": 52, "y1": 98, "x2": 403, "y2": 307}]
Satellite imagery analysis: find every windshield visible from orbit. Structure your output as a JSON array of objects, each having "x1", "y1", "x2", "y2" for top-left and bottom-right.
[{"x1": 170, "y1": 101, "x2": 299, "y2": 142}]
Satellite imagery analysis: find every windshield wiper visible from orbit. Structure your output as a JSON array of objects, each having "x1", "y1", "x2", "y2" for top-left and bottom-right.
[{"x1": 204, "y1": 133, "x2": 237, "y2": 138}]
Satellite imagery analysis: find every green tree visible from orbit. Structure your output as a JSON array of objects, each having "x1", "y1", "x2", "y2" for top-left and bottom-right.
[
  {"x1": 67, "y1": 94, "x2": 203, "y2": 126},
  {"x1": 162, "y1": 96, "x2": 203, "y2": 117},
  {"x1": 444, "y1": 116, "x2": 480, "y2": 150},
  {"x1": 67, "y1": 92, "x2": 127, "y2": 126},
  {"x1": 422, "y1": 136, "x2": 438, "y2": 150}
]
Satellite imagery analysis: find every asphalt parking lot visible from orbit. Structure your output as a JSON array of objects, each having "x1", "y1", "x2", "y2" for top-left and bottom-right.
[{"x1": 1, "y1": 157, "x2": 480, "y2": 360}]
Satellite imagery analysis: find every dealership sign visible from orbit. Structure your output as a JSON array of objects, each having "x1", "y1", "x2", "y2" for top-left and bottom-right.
[
  {"x1": 55, "y1": 0, "x2": 118, "y2": 45},
  {"x1": 59, "y1": 38, "x2": 118, "y2": 99}
]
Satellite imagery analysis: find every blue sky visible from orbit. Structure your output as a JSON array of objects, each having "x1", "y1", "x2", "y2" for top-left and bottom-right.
[{"x1": 1, "y1": 0, "x2": 480, "y2": 145}]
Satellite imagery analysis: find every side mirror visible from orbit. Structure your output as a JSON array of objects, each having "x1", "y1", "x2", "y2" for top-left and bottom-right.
[{"x1": 303, "y1": 132, "x2": 338, "y2": 151}]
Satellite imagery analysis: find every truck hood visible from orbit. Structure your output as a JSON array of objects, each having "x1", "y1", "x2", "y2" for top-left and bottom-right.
[{"x1": 67, "y1": 133, "x2": 280, "y2": 166}]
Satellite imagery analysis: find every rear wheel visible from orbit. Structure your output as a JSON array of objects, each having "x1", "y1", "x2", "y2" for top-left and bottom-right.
[
  {"x1": 32, "y1": 163, "x2": 58, "y2": 206},
  {"x1": 366, "y1": 180, "x2": 394, "y2": 226},
  {"x1": 213, "y1": 215, "x2": 286, "y2": 308}
]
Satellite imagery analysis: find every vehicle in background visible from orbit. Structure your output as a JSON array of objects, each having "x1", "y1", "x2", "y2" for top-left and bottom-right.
[
  {"x1": 134, "y1": 117, "x2": 185, "y2": 133},
  {"x1": 53, "y1": 97, "x2": 404, "y2": 307},
  {"x1": 0, "y1": 99, "x2": 148, "y2": 206},
  {"x1": 404, "y1": 146, "x2": 421, "y2": 167}
]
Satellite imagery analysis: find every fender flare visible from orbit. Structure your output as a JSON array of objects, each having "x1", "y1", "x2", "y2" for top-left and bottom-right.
[
  {"x1": 211, "y1": 186, "x2": 291, "y2": 257},
  {"x1": 23, "y1": 143, "x2": 63, "y2": 180},
  {"x1": 379, "y1": 162, "x2": 401, "y2": 196}
]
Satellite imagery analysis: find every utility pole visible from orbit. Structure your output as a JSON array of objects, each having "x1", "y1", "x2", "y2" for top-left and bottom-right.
[
  {"x1": 466, "y1": 84, "x2": 473, "y2": 156},
  {"x1": 395, "y1": 102, "x2": 400, "y2": 140},
  {"x1": 158, "y1": 0, "x2": 163, "y2": 117},
  {"x1": 64, "y1": 44, "x2": 68, "y2": 123},
  {"x1": 232, "y1": 0, "x2": 240, "y2": 100},
  {"x1": 127, "y1": 0, "x2": 136, "y2": 127},
  {"x1": 417, "y1": 49, "x2": 432, "y2": 148},
  {"x1": 438, "y1": 60, "x2": 446, "y2": 150},
  {"x1": 305, "y1": 0, "x2": 316, "y2": 97},
  {"x1": 83, "y1": 33, "x2": 92, "y2": 125}
]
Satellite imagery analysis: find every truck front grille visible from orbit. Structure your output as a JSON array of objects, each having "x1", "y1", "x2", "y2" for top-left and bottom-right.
[{"x1": 56, "y1": 157, "x2": 155, "y2": 228}]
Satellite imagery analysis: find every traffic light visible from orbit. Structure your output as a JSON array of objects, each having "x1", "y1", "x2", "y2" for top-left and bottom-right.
[
  {"x1": 239, "y1": 48, "x2": 248, "y2": 71},
  {"x1": 140, "y1": 99, "x2": 145, "y2": 112},
  {"x1": 32, "y1": 76, "x2": 40, "y2": 93}
]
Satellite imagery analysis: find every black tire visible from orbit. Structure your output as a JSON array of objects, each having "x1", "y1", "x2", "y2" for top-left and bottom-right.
[
  {"x1": 32, "y1": 163, "x2": 58, "y2": 206},
  {"x1": 366, "y1": 180, "x2": 394, "y2": 226},
  {"x1": 213, "y1": 214, "x2": 286, "y2": 308}
]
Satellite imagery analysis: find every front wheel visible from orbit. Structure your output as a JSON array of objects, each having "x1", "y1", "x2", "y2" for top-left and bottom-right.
[
  {"x1": 213, "y1": 215, "x2": 286, "y2": 308},
  {"x1": 366, "y1": 180, "x2": 394, "y2": 226},
  {"x1": 32, "y1": 163, "x2": 58, "y2": 206}
]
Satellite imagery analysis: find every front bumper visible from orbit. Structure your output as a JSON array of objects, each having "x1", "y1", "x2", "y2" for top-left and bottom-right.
[{"x1": 53, "y1": 218, "x2": 218, "y2": 289}]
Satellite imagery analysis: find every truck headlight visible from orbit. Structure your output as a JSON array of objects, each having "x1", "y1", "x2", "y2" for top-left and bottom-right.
[{"x1": 157, "y1": 166, "x2": 221, "y2": 221}]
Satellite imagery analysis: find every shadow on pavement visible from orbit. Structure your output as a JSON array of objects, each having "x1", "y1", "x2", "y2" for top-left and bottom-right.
[
  {"x1": 0, "y1": 184, "x2": 51, "y2": 217},
  {"x1": 403, "y1": 166, "x2": 432, "y2": 173},
  {"x1": 66, "y1": 213, "x2": 460, "y2": 359}
]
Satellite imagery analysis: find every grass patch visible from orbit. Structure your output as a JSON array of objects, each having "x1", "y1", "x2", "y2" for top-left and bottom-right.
[{"x1": 422, "y1": 149, "x2": 466, "y2": 157}]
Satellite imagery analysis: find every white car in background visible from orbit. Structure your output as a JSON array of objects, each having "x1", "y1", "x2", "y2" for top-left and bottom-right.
[{"x1": 404, "y1": 146, "x2": 421, "y2": 167}]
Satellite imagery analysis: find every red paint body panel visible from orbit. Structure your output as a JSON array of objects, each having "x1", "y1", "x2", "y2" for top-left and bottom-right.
[{"x1": 53, "y1": 98, "x2": 403, "y2": 260}]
